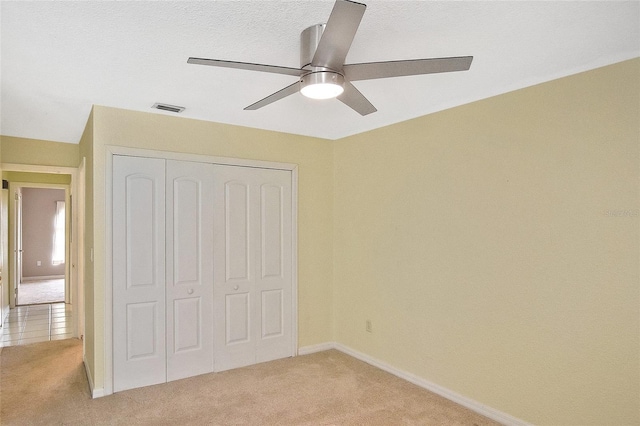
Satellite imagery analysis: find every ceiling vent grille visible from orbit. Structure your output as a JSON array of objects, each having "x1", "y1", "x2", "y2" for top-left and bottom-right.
[{"x1": 152, "y1": 103, "x2": 185, "y2": 113}]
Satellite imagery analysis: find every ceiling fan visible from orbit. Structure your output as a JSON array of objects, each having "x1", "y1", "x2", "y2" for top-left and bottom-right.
[{"x1": 188, "y1": 0, "x2": 473, "y2": 116}]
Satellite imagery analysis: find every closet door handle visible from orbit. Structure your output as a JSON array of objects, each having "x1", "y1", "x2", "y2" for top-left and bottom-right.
[
  {"x1": 233, "y1": 285, "x2": 239, "y2": 291},
  {"x1": 187, "y1": 288, "x2": 194, "y2": 295}
]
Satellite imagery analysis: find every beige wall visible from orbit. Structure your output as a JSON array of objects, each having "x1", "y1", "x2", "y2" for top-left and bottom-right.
[
  {"x1": 0, "y1": 136, "x2": 79, "y2": 168},
  {"x1": 78, "y1": 108, "x2": 95, "y2": 383},
  {"x1": 87, "y1": 106, "x2": 334, "y2": 391},
  {"x1": 2, "y1": 172, "x2": 71, "y2": 185},
  {"x1": 334, "y1": 58, "x2": 639, "y2": 425}
]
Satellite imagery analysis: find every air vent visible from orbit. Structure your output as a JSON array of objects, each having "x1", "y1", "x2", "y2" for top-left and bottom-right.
[{"x1": 152, "y1": 103, "x2": 185, "y2": 113}]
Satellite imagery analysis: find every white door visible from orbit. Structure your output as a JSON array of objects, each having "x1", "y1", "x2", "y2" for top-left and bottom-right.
[
  {"x1": 165, "y1": 160, "x2": 215, "y2": 381},
  {"x1": 213, "y1": 165, "x2": 293, "y2": 371},
  {"x1": 113, "y1": 155, "x2": 167, "y2": 392}
]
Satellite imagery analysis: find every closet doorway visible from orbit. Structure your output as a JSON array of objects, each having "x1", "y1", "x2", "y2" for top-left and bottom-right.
[{"x1": 107, "y1": 148, "x2": 298, "y2": 395}]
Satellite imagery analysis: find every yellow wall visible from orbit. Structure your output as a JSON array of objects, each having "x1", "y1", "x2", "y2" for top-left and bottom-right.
[
  {"x1": 333, "y1": 58, "x2": 639, "y2": 425},
  {"x1": 0, "y1": 136, "x2": 79, "y2": 168},
  {"x1": 78, "y1": 108, "x2": 95, "y2": 383},
  {"x1": 87, "y1": 106, "x2": 334, "y2": 390},
  {"x1": 2, "y1": 172, "x2": 71, "y2": 185}
]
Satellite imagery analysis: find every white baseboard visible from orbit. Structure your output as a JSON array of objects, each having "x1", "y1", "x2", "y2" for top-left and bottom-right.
[
  {"x1": 298, "y1": 341, "x2": 530, "y2": 426},
  {"x1": 83, "y1": 355, "x2": 105, "y2": 398},
  {"x1": 298, "y1": 342, "x2": 336, "y2": 355}
]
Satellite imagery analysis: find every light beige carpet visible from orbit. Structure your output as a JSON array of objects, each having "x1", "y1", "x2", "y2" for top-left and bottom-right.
[
  {"x1": 0, "y1": 339, "x2": 499, "y2": 425},
  {"x1": 17, "y1": 279, "x2": 65, "y2": 305}
]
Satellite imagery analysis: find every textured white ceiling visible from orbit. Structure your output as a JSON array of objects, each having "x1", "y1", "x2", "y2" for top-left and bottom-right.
[{"x1": 1, "y1": 1, "x2": 638, "y2": 144}]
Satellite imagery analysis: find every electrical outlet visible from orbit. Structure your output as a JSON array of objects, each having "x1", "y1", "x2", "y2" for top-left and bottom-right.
[
  {"x1": 36, "y1": 260, "x2": 41, "y2": 266},
  {"x1": 366, "y1": 319, "x2": 372, "y2": 333}
]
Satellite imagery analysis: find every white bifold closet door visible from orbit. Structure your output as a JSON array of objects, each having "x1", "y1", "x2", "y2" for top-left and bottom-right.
[
  {"x1": 213, "y1": 165, "x2": 293, "y2": 372},
  {"x1": 112, "y1": 155, "x2": 293, "y2": 392}
]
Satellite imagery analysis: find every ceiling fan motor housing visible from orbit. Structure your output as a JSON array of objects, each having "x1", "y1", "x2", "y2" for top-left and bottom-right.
[
  {"x1": 300, "y1": 23, "x2": 327, "y2": 69},
  {"x1": 299, "y1": 23, "x2": 345, "y2": 99}
]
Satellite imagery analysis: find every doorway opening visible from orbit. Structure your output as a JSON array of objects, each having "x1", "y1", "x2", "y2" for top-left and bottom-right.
[
  {"x1": 16, "y1": 186, "x2": 68, "y2": 306},
  {"x1": 12, "y1": 185, "x2": 69, "y2": 306}
]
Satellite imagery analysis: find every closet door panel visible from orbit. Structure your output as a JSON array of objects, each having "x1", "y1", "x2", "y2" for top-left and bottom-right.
[
  {"x1": 225, "y1": 182, "x2": 251, "y2": 282},
  {"x1": 261, "y1": 184, "x2": 283, "y2": 279},
  {"x1": 214, "y1": 171, "x2": 256, "y2": 370},
  {"x1": 113, "y1": 155, "x2": 166, "y2": 392},
  {"x1": 255, "y1": 169, "x2": 293, "y2": 363},
  {"x1": 166, "y1": 160, "x2": 215, "y2": 381},
  {"x1": 226, "y1": 292, "x2": 251, "y2": 344}
]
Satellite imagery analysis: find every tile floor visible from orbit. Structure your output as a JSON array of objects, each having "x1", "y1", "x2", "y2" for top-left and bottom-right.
[{"x1": 0, "y1": 303, "x2": 73, "y2": 347}]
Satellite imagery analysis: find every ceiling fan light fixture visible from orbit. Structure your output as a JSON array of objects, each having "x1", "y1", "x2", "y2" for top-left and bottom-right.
[{"x1": 300, "y1": 71, "x2": 344, "y2": 99}]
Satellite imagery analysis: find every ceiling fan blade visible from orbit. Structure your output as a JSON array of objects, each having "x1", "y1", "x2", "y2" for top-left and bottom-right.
[
  {"x1": 337, "y1": 81, "x2": 376, "y2": 116},
  {"x1": 244, "y1": 81, "x2": 300, "y2": 110},
  {"x1": 343, "y1": 56, "x2": 473, "y2": 81},
  {"x1": 311, "y1": 0, "x2": 366, "y2": 69},
  {"x1": 188, "y1": 57, "x2": 303, "y2": 77}
]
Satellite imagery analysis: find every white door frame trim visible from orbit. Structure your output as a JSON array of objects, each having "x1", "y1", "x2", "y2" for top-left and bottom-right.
[{"x1": 104, "y1": 145, "x2": 299, "y2": 396}]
